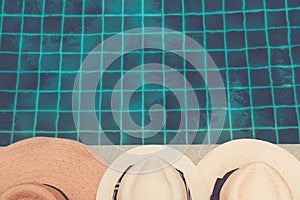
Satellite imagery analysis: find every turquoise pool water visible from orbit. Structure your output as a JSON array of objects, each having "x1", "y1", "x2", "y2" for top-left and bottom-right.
[{"x1": 0, "y1": 0, "x2": 299, "y2": 145}]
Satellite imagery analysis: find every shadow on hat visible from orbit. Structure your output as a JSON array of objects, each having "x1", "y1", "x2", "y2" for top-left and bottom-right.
[
  {"x1": 97, "y1": 145, "x2": 208, "y2": 200},
  {"x1": 197, "y1": 139, "x2": 300, "y2": 200},
  {"x1": 0, "y1": 137, "x2": 107, "y2": 200}
]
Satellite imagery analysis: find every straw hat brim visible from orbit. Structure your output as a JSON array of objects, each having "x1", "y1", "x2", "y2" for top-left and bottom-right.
[
  {"x1": 197, "y1": 139, "x2": 300, "y2": 199},
  {"x1": 97, "y1": 145, "x2": 209, "y2": 200},
  {"x1": 0, "y1": 137, "x2": 107, "y2": 200}
]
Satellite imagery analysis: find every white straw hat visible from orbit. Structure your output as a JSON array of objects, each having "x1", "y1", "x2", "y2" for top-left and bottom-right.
[
  {"x1": 197, "y1": 139, "x2": 300, "y2": 200},
  {"x1": 97, "y1": 145, "x2": 208, "y2": 200}
]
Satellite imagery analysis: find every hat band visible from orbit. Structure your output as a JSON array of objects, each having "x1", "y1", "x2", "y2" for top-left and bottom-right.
[
  {"x1": 43, "y1": 184, "x2": 70, "y2": 200},
  {"x1": 0, "y1": 183, "x2": 70, "y2": 200},
  {"x1": 210, "y1": 169, "x2": 238, "y2": 200},
  {"x1": 112, "y1": 165, "x2": 192, "y2": 200}
]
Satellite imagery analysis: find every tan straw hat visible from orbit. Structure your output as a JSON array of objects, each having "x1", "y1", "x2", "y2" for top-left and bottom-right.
[
  {"x1": 197, "y1": 139, "x2": 300, "y2": 200},
  {"x1": 97, "y1": 145, "x2": 208, "y2": 200},
  {"x1": 0, "y1": 137, "x2": 107, "y2": 200}
]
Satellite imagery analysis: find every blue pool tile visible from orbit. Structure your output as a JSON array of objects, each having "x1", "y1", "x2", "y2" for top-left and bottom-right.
[
  {"x1": 59, "y1": 92, "x2": 72, "y2": 110},
  {"x1": 63, "y1": 17, "x2": 82, "y2": 34},
  {"x1": 0, "y1": 73, "x2": 16, "y2": 90},
  {"x1": 42, "y1": 36, "x2": 61, "y2": 52},
  {"x1": 61, "y1": 54, "x2": 81, "y2": 71},
  {"x1": 288, "y1": 0, "x2": 300, "y2": 8},
  {"x1": 60, "y1": 73, "x2": 77, "y2": 91},
  {"x1": 16, "y1": 92, "x2": 36, "y2": 109},
  {"x1": 1, "y1": 35, "x2": 20, "y2": 52},
  {"x1": 124, "y1": 0, "x2": 142, "y2": 14},
  {"x1": 84, "y1": 17, "x2": 102, "y2": 33},
  {"x1": 289, "y1": 10, "x2": 300, "y2": 26},
  {"x1": 247, "y1": 30, "x2": 266, "y2": 47},
  {"x1": 20, "y1": 54, "x2": 39, "y2": 71},
  {"x1": 226, "y1": 31, "x2": 245, "y2": 49},
  {"x1": 231, "y1": 109, "x2": 252, "y2": 128},
  {"x1": 14, "y1": 112, "x2": 34, "y2": 131},
  {"x1": 12, "y1": 132, "x2": 33, "y2": 143},
  {"x1": 297, "y1": 87, "x2": 300, "y2": 104},
  {"x1": 39, "y1": 73, "x2": 59, "y2": 90},
  {"x1": 21, "y1": 35, "x2": 41, "y2": 52},
  {"x1": 205, "y1": 14, "x2": 224, "y2": 30},
  {"x1": 228, "y1": 69, "x2": 249, "y2": 87},
  {"x1": 36, "y1": 111, "x2": 57, "y2": 131},
  {"x1": 267, "y1": 11, "x2": 287, "y2": 27},
  {"x1": 266, "y1": 0, "x2": 285, "y2": 9},
  {"x1": 271, "y1": 67, "x2": 293, "y2": 86},
  {"x1": 104, "y1": 17, "x2": 122, "y2": 32},
  {"x1": 4, "y1": 0, "x2": 22, "y2": 14},
  {"x1": 38, "y1": 92, "x2": 58, "y2": 110},
  {"x1": 164, "y1": 0, "x2": 182, "y2": 13},
  {"x1": 208, "y1": 51, "x2": 226, "y2": 68},
  {"x1": 18, "y1": 73, "x2": 38, "y2": 90},
  {"x1": 0, "y1": 112, "x2": 13, "y2": 130},
  {"x1": 248, "y1": 48, "x2": 268, "y2": 67},
  {"x1": 0, "y1": 53, "x2": 18, "y2": 70},
  {"x1": 246, "y1": 12, "x2": 265, "y2": 29},
  {"x1": 41, "y1": 54, "x2": 60, "y2": 71},
  {"x1": 104, "y1": 0, "x2": 121, "y2": 14},
  {"x1": 292, "y1": 46, "x2": 300, "y2": 65},
  {"x1": 274, "y1": 87, "x2": 296, "y2": 105},
  {"x1": 250, "y1": 68, "x2": 271, "y2": 86},
  {"x1": 83, "y1": 35, "x2": 101, "y2": 52},
  {"x1": 255, "y1": 129, "x2": 277, "y2": 143},
  {"x1": 85, "y1": 0, "x2": 103, "y2": 14},
  {"x1": 186, "y1": 32, "x2": 204, "y2": 46},
  {"x1": 216, "y1": 130, "x2": 231, "y2": 144},
  {"x1": 58, "y1": 112, "x2": 76, "y2": 131},
  {"x1": 144, "y1": 16, "x2": 163, "y2": 27},
  {"x1": 2, "y1": 17, "x2": 22, "y2": 33},
  {"x1": 166, "y1": 132, "x2": 186, "y2": 144},
  {"x1": 230, "y1": 89, "x2": 250, "y2": 107},
  {"x1": 184, "y1": 0, "x2": 202, "y2": 12},
  {"x1": 43, "y1": 17, "x2": 62, "y2": 33},
  {"x1": 62, "y1": 36, "x2": 81, "y2": 52},
  {"x1": 233, "y1": 130, "x2": 253, "y2": 139},
  {"x1": 23, "y1": 17, "x2": 41, "y2": 33},
  {"x1": 144, "y1": 0, "x2": 162, "y2": 13},
  {"x1": 0, "y1": 133, "x2": 11, "y2": 146},
  {"x1": 204, "y1": 0, "x2": 222, "y2": 12},
  {"x1": 226, "y1": 13, "x2": 244, "y2": 29},
  {"x1": 245, "y1": 0, "x2": 264, "y2": 10},
  {"x1": 190, "y1": 131, "x2": 206, "y2": 144},
  {"x1": 277, "y1": 107, "x2": 298, "y2": 126},
  {"x1": 101, "y1": 132, "x2": 120, "y2": 145},
  {"x1": 295, "y1": 67, "x2": 300, "y2": 85},
  {"x1": 0, "y1": 93, "x2": 15, "y2": 110},
  {"x1": 268, "y1": 29, "x2": 288, "y2": 46},
  {"x1": 144, "y1": 132, "x2": 164, "y2": 144},
  {"x1": 206, "y1": 32, "x2": 224, "y2": 49},
  {"x1": 44, "y1": 0, "x2": 62, "y2": 14},
  {"x1": 165, "y1": 15, "x2": 183, "y2": 31},
  {"x1": 254, "y1": 108, "x2": 275, "y2": 127},
  {"x1": 185, "y1": 15, "x2": 204, "y2": 31},
  {"x1": 279, "y1": 129, "x2": 299, "y2": 144},
  {"x1": 291, "y1": 28, "x2": 300, "y2": 45},
  {"x1": 124, "y1": 16, "x2": 142, "y2": 30},
  {"x1": 65, "y1": 0, "x2": 83, "y2": 14},
  {"x1": 270, "y1": 48, "x2": 291, "y2": 65},
  {"x1": 225, "y1": 0, "x2": 243, "y2": 11},
  {"x1": 232, "y1": 109, "x2": 252, "y2": 129},
  {"x1": 24, "y1": 0, "x2": 42, "y2": 14},
  {"x1": 228, "y1": 51, "x2": 247, "y2": 68},
  {"x1": 252, "y1": 88, "x2": 273, "y2": 106}
]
